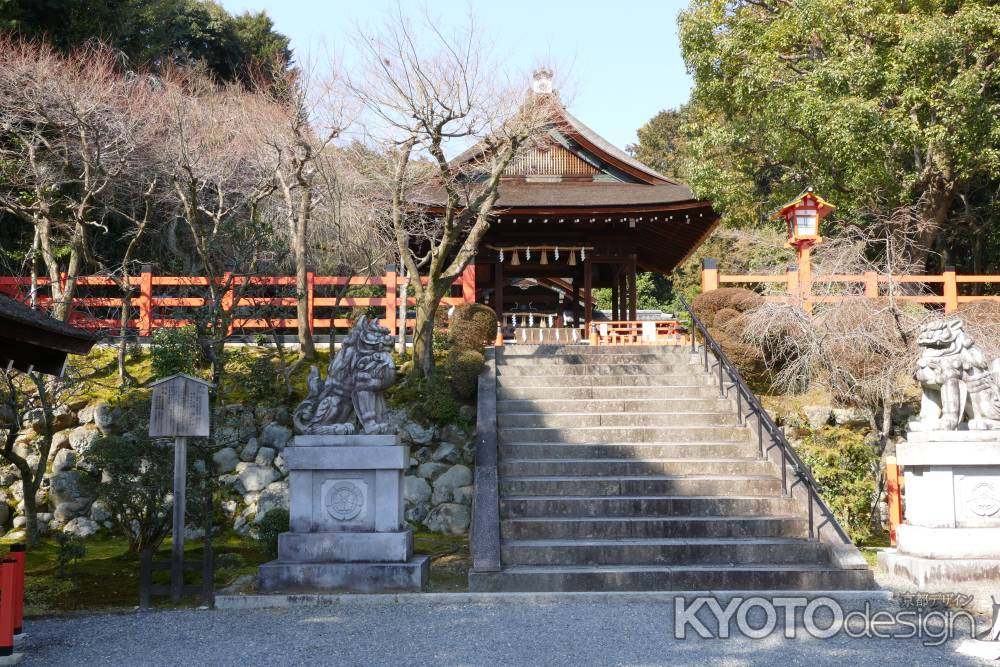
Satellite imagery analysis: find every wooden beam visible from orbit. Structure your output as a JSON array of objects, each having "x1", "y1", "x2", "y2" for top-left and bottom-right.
[{"x1": 584, "y1": 256, "x2": 593, "y2": 334}]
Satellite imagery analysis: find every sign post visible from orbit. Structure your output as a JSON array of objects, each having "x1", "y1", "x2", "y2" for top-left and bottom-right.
[{"x1": 148, "y1": 373, "x2": 212, "y2": 603}]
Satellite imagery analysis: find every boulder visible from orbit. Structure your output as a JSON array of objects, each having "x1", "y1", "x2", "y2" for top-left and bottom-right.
[
  {"x1": 240, "y1": 437, "x2": 261, "y2": 462},
  {"x1": 3, "y1": 531, "x2": 24, "y2": 542},
  {"x1": 400, "y1": 421, "x2": 435, "y2": 446},
  {"x1": 50, "y1": 470, "x2": 94, "y2": 521},
  {"x1": 273, "y1": 453, "x2": 286, "y2": 475},
  {"x1": 832, "y1": 407, "x2": 868, "y2": 428},
  {"x1": 93, "y1": 403, "x2": 118, "y2": 435},
  {"x1": 432, "y1": 465, "x2": 472, "y2": 504},
  {"x1": 801, "y1": 405, "x2": 833, "y2": 429},
  {"x1": 237, "y1": 465, "x2": 280, "y2": 494},
  {"x1": 254, "y1": 446, "x2": 276, "y2": 468},
  {"x1": 404, "y1": 476, "x2": 432, "y2": 505},
  {"x1": 12, "y1": 516, "x2": 25, "y2": 529},
  {"x1": 27, "y1": 405, "x2": 76, "y2": 434},
  {"x1": 50, "y1": 430, "x2": 72, "y2": 454},
  {"x1": 453, "y1": 485, "x2": 474, "y2": 505},
  {"x1": 214, "y1": 426, "x2": 241, "y2": 449},
  {"x1": 63, "y1": 517, "x2": 99, "y2": 538},
  {"x1": 405, "y1": 503, "x2": 430, "y2": 525},
  {"x1": 212, "y1": 447, "x2": 240, "y2": 474},
  {"x1": 413, "y1": 447, "x2": 433, "y2": 464},
  {"x1": 67, "y1": 425, "x2": 101, "y2": 456},
  {"x1": 52, "y1": 449, "x2": 76, "y2": 474},
  {"x1": 440, "y1": 424, "x2": 469, "y2": 446},
  {"x1": 424, "y1": 503, "x2": 470, "y2": 535},
  {"x1": 416, "y1": 462, "x2": 449, "y2": 481},
  {"x1": 259, "y1": 422, "x2": 292, "y2": 451},
  {"x1": 254, "y1": 481, "x2": 289, "y2": 522},
  {"x1": 432, "y1": 442, "x2": 461, "y2": 464},
  {"x1": 90, "y1": 500, "x2": 111, "y2": 523},
  {"x1": 77, "y1": 403, "x2": 98, "y2": 424}
]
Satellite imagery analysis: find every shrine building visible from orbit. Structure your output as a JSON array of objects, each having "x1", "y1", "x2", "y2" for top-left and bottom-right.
[{"x1": 445, "y1": 69, "x2": 718, "y2": 343}]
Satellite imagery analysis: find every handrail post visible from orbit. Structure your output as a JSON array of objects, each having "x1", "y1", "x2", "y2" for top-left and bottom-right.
[
  {"x1": 943, "y1": 266, "x2": 958, "y2": 313},
  {"x1": 781, "y1": 449, "x2": 788, "y2": 496},
  {"x1": 384, "y1": 265, "x2": 397, "y2": 337},
  {"x1": 700, "y1": 258, "x2": 719, "y2": 292},
  {"x1": 886, "y1": 456, "x2": 902, "y2": 546},
  {"x1": 306, "y1": 270, "x2": 316, "y2": 335},
  {"x1": 138, "y1": 264, "x2": 153, "y2": 337},
  {"x1": 718, "y1": 353, "x2": 724, "y2": 397},
  {"x1": 808, "y1": 492, "x2": 815, "y2": 539}
]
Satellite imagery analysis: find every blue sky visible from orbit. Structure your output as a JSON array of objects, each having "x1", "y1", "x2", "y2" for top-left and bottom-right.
[{"x1": 220, "y1": 0, "x2": 693, "y2": 150}]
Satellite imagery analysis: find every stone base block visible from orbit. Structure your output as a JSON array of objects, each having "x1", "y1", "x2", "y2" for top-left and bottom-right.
[
  {"x1": 259, "y1": 556, "x2": 429, "y2": 593},
  {"x1": 277, "y1": 530, "x2": 412, "y2": 563},
  {"x1": 897, "y1": 524, "x2": 1000, "y2": 559},
  {"x1": 877, "y1": 548, "x2": 1000, "y2": 587}
]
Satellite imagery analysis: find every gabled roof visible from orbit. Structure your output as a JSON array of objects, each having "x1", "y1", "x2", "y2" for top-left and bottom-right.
[{"x1": 0, "y1": 295, "x2": 99, "y2": 375}]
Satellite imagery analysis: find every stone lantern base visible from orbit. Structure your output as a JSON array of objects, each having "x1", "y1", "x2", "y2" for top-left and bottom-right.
[
  {"x1": 258, "y1": 434, "x2": 428, "y2": 593},
  {"x1": 877, "y1": 432, "x2": 1000, "y2": 587}
]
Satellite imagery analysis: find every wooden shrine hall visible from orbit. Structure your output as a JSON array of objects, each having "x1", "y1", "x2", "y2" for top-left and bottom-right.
[{"x1": 450, "y1": 70, "x2": 718, "y2": 344}]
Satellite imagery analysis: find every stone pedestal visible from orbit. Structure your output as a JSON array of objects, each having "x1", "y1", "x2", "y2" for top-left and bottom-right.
[
  {"x1": 877, "y1": 431, "x2": 1000, "y2": 587},
  {"x1": 258, "y1": 434, "x2": 428, "y2": 593}
]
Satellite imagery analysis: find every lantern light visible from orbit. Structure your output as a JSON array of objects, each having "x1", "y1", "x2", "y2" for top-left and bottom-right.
[{"x1": 772, "y1": 186, "x2": 834, "y2": 249}]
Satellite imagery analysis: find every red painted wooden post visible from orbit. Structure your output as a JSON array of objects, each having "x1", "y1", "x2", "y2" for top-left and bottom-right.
[
  {"x1": 461, "y1": 263, "x2": 476, "y2": 304},
  {"x1": 222, "y1": 272, "x2": 235, "y2": 335},
  {"x1": 943, "y1": 266, "x2": 958, "y2": 313},
  {"x1": 0, "y1": 559, "x2": 15, "y2": 658},
  {"x1": 863, "y1": 271, "x2": 878, "y2": 298},
  {"x1": 7, "y1": 545, "x2": 24, "y2": 636},
  {"x1": 306, "y1": 271, "x2": 315, "y2": 335},
  {"x1": 886, "y1": 456, "x2": 902, "y2": 546},
  {"x1": 700, "y1": 259, "x2": 719, "y2": 292},
  {"x1": 384, "y1": 265, "x2": 397, "y2": 334},
  {"x1": 138, "y1": 264, "x2": 153, "y2": 337}
]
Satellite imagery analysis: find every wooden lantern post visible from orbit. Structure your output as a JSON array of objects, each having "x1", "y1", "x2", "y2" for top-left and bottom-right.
[
  {"x1": 148, "y1": 373, "x2": 212, "y2": 603},
  {"x1": 771, "y1": 187, "x2": 835, "y2": 312}
]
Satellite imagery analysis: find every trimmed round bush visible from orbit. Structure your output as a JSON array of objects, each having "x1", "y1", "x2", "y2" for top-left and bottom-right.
[
  {"x1": 691, "y1": 288, "x2": 763, "y2": 325},
  {"x1": 448, "y1": 304, "x2": 497, "y2": 352},
  {"x1": 447, "y1": 348, "x2": 486, "y2": 400}
]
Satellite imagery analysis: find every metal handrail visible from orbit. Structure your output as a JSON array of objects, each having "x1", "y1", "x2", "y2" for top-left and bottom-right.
[{"x1": 678, "y1": 296, "x2": 852, "y2": 545}]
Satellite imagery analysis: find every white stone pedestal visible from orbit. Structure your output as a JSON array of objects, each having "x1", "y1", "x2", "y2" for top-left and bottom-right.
[
  {"x1": 258, "y1": 434, "x2": 428, "y2": 593},
  {"x1": 877, "y1": 431, "x2": 1000, "y2": 587}
]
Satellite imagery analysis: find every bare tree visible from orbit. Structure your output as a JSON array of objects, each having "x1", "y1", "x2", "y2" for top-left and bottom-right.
[
  {"x1": 349, "y1": 11, "x2": 553, "y2": 377},
  {"x1": 0, "y1": 40, "x2": 147, "y2": 320}
]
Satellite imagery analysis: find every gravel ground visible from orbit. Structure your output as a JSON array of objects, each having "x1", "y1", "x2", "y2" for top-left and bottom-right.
[{"x1": 22, "y1": 596, "x2": 996, "y2": 666}]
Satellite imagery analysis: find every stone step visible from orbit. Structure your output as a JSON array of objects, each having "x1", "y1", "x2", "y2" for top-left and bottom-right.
[
  {"x1": 498, "y1": 385, "x2": 725, "y2": 400},
  {"x1": 497, "y1": 372, "x2": 708, "y2": 386},
  {"x1": 498, "y1": 363, "x2": 692, "y2": 377},
  {"x1": 499, "y1": 345, "x2": 691, "y2": 357},
  {"x1": 501, "y1": 516, "x2": 807, "y2": 540},
  {"x1": 499, "y1": 425, "x2": 748, "y2": 444},
  {"x1": 500, "y1": 538, "x2": 830, "y2": 566},
  {"x1": 499, "y1": 442, "x2": 756, "y2": 460},
  {"x1": 500, "y1": 353, "x2": 694, "y2": 366},
  {"x1": 500, "y1": 495, "x2": 796, "y2": 518},
  {"x1": 497, "y1": 412, "x2": 733, "y2": 428},
  {"x1": 497, "y1": 397, "x2": 734, "y2": 414},
  {"x1": 468, "y1": 564, "x2": 877, "y2": 592},
  {"x1": 500, "y1": 475, "x2": 783, "y2": 497},
  {"x1": 499, "y1": 458, "x2": 773, "y2": 478}
]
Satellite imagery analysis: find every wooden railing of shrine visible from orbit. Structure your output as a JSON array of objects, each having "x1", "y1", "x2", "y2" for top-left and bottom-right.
[
  {"x1": 588, "y1": 320, "x2": 688, "y2": 346},
  {"x1": 0, "y1": 265, "x2": 476, "y2": 337},
  {"x1": 700, "y1": 259, "x2": 1000, "y2": 313}
]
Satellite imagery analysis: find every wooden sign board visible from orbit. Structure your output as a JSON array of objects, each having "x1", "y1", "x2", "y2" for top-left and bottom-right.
[{"x1": 148, "y1": 373, "x2": 211, "y2": 437}]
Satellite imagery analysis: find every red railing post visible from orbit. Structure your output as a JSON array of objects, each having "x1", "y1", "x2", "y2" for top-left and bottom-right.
[
  {"x1": 7, "y1": 545, "x2": 24, "y2": 637},
  {"x1": 306, "y1": 271, "x2": 315, "y2": 335},
  {"x1": 886, "y1": 456, "x2": 903, "y2": 546},
  {"x1": 700, "y1": 258, "x2": 719, "y2": 293},
  {"x1": 943, "y1": 266, "x2": 958, "y2": 313},
  {"x1": 0, "y1": 558, "x2": 16, "y2": 658},
  {"x1": 138, "y1": 264, "x2": 153, "y2": 337},
  {"x1": 221, "y1": 272, "x2": 235, "y2": 335},
  {"x1": 384, "y1": 265, "x2": 397, "y2": 334}
]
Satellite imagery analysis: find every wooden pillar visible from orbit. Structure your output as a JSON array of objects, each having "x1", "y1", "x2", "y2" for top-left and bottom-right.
[
  {"x1": 571, "y1": 277, "x2": 580, "y2": 328},
  {"x1": 584, "y1": 255, "x2": 593, "y2": 335},
  {"x1": 462, "y1": 262, "x2": 477, "y2": 304},
  {"x1": 785, "y1": 264, "x2": 799, "y2": 307},
  {"x1": 628, "y1": 255, "x2": 637, "y2": 321},
  {"x1": 700, "y1": 258, "x2": 719, "y2": 292},
  {"x1": 798, "y1": 244, "x2": 813, "y2": 313},
  {"x1": 494, "y1": 261, "x2": 504, "y2": 324},
  {"x1": 138, "y1": 263, "x2": 153, "y2": 337},
  {"x1": 384, "y1": 265, "x2": 396, "y2": 336},
  {"x1": 611, "y1": 272, "x2": 621, "y2": 320}
]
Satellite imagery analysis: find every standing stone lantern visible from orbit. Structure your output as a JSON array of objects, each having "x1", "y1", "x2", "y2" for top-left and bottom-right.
[
  {"x1": 258, "y1": 317, "x2": 428, "y2": 592},
  {"x1": 878, "y1": 319, "x2": 1000, "y2": 587}
]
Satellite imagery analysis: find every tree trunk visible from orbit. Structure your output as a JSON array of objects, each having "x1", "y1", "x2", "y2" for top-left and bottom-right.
[
  {"x1": 21, "y1": 477, "x2": 38, "y2": 547},
  {"x1": 412, "y1": 294, "x2": 438, "y2": 379},
  {"x1": 294, "y1": 189, "x2": 316, "y2": 360}
]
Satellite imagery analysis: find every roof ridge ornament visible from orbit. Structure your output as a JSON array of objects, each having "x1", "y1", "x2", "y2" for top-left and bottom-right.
[{"x1": 532, "y1": 67, "x2": 554, "y2": 95}]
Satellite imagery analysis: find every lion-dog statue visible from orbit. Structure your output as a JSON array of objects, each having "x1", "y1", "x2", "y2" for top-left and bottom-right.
[
  {"x1": 912, "y1": 318, "x2": 1000, "y2": 431},
  {"x1": 293, "y1": 316, "x2": 397, "y2": 435}
]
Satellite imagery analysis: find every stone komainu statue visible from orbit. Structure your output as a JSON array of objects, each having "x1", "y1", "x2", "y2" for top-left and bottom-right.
[
  {"x1": 912, "y1": 318, "x2": 1000, "y2": 431},
  {"x1": 293, "y1": 316, "x2": 397, "y2": 435}
]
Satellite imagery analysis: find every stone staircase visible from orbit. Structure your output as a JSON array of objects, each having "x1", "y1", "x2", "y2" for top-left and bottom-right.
[{"x1": 468, "y1": 345, "x2": 876, "y2": 592}]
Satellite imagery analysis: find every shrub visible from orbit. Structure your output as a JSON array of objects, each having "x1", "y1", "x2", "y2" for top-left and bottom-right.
[
  {"x1": 55, "y1": 533, "x2": 86, "y2": 578},
  {"x1": 796, "y1": 427, "x2": 878, "y2": 544},
  {"x1": 224, "y1": 348, "x2": 280, "y2": 403},
  {"x1": 691, "y1": 287, "x2": 763, "y2": 325},
  {"x1": 150, "y1": 326, "x2": 200, "y2": 378},
  {"x1": 447, "y1": 348, "x2": 485, "y2": 400},
  {"x1": 448, "y1": 304, "x2": 497, "y2": 351},
  {"x1": 422, "y1": 371, "x2": 462, "y2": 423},
  {"x1": 255, "y1": 508, "x2": 289, "y2": 558},
  {"x1": 691, "y1": 288, "x2": 768, "y2": 386}
]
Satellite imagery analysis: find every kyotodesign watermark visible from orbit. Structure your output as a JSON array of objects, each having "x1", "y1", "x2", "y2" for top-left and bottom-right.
[{"x1": 673, "y1": 595, "x2": 981, "y2": 646}]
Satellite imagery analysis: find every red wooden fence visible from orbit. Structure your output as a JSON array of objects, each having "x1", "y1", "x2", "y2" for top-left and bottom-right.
[{"x1": 0, "y1": 265, "x2": 477, "y2": 337}]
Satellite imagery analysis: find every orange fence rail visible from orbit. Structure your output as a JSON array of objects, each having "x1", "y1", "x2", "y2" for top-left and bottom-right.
[
  {"x1": 588, "y1": 320, "x2": 688, "y2": 346},
  {"x1": 701, "y1": 259, "x2": 1000, "y2": 313},
  {"x1": 0, "y1": 265, "x2": 474, "y2": 338}
]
